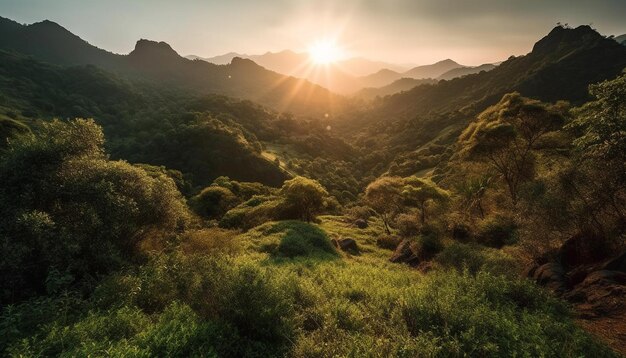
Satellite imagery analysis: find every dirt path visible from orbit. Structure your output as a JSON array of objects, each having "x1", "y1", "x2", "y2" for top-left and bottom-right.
[{"x1": 576, "y1": 309, "x2": 626, "y2": 356}]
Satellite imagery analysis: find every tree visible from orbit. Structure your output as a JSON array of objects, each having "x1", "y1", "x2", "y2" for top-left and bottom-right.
[
  {"x1": 402, "y1": 177, "x2": 449, "y2": 224},
  {"x1": 460, "y1": 93, "x2": 566, "y2": 204},
  {"x1": 566, "y1": 73, "x2": 626, "y2": 230},
  {"x1": 191, "y1": 185, "x2": 239, "y2": 219},
  {"x1": 280, "y1": 176, "x2": 328, "y2": 222},
  {"x1": 365, "y1": 176, "x2": 404, "y2": 234},
  {"x1": 0, "y1": 119, "x2": 191, "y2": 303}
]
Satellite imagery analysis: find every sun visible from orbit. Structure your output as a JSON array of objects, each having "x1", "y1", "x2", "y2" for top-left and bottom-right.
[{"x1": 308, "y1": 40, "x2": 342, "y2": 65}]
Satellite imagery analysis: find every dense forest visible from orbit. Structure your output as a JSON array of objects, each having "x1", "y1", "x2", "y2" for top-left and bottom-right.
[{"x1": 0, "y1": 13, "x2": 625, "y2": 357}]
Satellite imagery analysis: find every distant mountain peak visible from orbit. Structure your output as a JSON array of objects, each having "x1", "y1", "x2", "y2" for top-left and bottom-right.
[
  {"x1": 437, "y1": 59, "x2": 460, "y2": 65},
  {"x1": 130, "y1": 39, "x2": 179, "y2": 58},
  {"x1": 532, "y1": 25, "x2": 603, "y2": 55},
  {"x1": 230, "y1": 56, "x2": 263, "y2": 69}
]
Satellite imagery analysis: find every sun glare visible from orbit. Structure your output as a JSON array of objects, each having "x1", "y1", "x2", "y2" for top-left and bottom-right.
[{"x1": 308, "y1": 40, "x2": 342, "y2": 65}]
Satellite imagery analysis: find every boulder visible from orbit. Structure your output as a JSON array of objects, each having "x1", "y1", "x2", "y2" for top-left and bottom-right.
[
  {"x1": 354, "y1": 219, "x2": 368, "y2": 229},
  {"x1": 332, "y1": 238, "x2": 359, "y2": 254},
  {"x1": 532, "y1": 262, "x2": 567, "y2": 293},
  {"x1": 558, "y1": 232, "x2": 608, "y2": 269},
  {"x1": 564, "y1": 270, "x2": 626, "y2": 315},
  {"x1": 389, "y1": 239, "x2": 420, "y2": 267}
]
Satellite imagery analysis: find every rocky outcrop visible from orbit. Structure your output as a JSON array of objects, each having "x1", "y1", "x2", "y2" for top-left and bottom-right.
[
  {"x1": 332, "y1": 238, "x2": 359, "y2": 255},
  {"x1": 354, "y1": 219, "x2": 368, "y2": 229},
  {"x1": 389, "y1": 240, "x2": 421, "y2": 267}
]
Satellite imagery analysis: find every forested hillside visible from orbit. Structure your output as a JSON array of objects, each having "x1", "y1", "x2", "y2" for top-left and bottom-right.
[{"x1": 1, "y1": 14, "x2": 625, "y2": 357}]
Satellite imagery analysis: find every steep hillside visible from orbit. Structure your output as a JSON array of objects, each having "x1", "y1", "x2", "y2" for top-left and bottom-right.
[
  {"x1": 335, "y1": 25, "x2": 626, "y2": 178},
  {"x1": 0, "y1": 50, "x2": 290, "y2": 188}
]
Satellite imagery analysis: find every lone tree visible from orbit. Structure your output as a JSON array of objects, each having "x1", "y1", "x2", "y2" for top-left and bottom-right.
[
  {"x1": 402, "y1": 177, "x2": 449, "y2": 224},
  {"x1": 280, "y1": 176, "x2": 328, "y2": 222},
  {"x1": 365, "y1": 176, "x2": 404, "y2": 234},
  {"x1": 459, "y1": 93, "x2": 566, "y2": 205}
]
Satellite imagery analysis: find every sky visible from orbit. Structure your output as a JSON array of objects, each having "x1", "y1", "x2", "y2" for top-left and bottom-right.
[{"x1": 1, "y1": 0, "x2": 625, "y2": 66}]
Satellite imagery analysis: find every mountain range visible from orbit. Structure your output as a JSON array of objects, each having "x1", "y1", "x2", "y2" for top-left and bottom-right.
[
  {"x1": 190, "y1": 52, "x2": 500, "y2": 94},
  {"x1": 0, "y1": 16, "x2": 341, "y2": 116}
]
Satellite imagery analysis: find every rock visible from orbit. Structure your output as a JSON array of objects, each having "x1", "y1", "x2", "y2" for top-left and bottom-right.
[
  {"x1": 333, "y1": 238, "x2": 359, "y2": 254},
  {"x1": 564, "y1": 270, "x2": 626, "y2": 314},
  {"x1": 354, "y1": 219, "x2": 368, "y2": 229},
  {"x1": 581, "y1": 270, "x2": 626, "y2": 286},
  {"x1": 389, "y1": 239, "x2": 420, "y2": 267},
  {"x1": 532, "y1": 263, "x2": 567, "y2": 293},
  {"x1": 558, "y1": 232, "x2": 608, "y2": 270}
]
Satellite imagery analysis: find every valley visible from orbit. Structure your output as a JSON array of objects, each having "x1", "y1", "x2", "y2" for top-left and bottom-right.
[{"x1": 0, "y1": 8, "x2": 625, "y2": 357}]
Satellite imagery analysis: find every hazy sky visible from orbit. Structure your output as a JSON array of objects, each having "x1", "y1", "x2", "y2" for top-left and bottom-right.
[{"x1": 1, "y1": 0, "x2": 625, "y2": 65}]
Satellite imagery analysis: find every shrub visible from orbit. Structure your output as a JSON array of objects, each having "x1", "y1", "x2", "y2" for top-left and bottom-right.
[
  {"x1": 0, "y1": 119, "x2": 191, "y2": 303},
  {"x1": 475, "y1": 215, "x2": 517, "y2": 247},
  {"x1": 344, "y1": 205, "x2": 374, "y2": 221},
  {"x1": 190, "y1": 185, "x2": 239, "y2": 219},
  {"x1": 90, "y1": 253, "x2": 297, "y2": 357},
  {"x1": 268, "y1": 221, "x2": 337, "y2": 258},
  {"x1": 180, "y1": 228, "x2": 240, "y2": 256},
  {"x1": 376, "y1": 235, "x2": 402, "y2": 250},
  {"x1": 279, "y1": 176, "x2": 329, "y2": 222},
  {"x1": 400, "y1": 270, "x2": 611, "y2": 357},
  {"x1": 414, "y1": 231, "x2": 443, "y2": 260},
  {"x1": 395, "y1": 213, "x2": 420, "y2": 237}
]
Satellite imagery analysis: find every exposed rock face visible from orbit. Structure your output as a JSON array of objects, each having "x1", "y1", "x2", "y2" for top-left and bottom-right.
[
  {"x1": 527, "y1": 243, "x2": 626, "y2": 319},
  {"x1": 332, "y1": 238, "x2": 359, "y2": 255},
  {"x1": 530, "y1": 263, "x2": 568, "y2": 293}
]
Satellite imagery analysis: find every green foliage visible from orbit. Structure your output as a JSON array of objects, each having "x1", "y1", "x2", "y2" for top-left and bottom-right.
[
  {"x1": 399, "y1": 270, "x2": 610, "y2": 357},
  {"x1": 475, "y1": 215, "x2": 518, "y2": 248},
  {"x1": 459, "y1": 93, "x2": 566, "y2": 204},
  {"x1": 191, "y1": 185, "x2": 239, "y2": 219},
  {"x1": 402, "y1": 176, "x2": 450, "y2": 224},
  {"x1": 569, "y1": 73, "x2": 626, "y2": 164},
  {"x1": 365, "y1": 176, "x2": 405, "y2": 233},
  {"x1": 264, "y1": 221, "x2": 337, "y2": 258},
  {"x1": 280, "y1": 176, "x2": 329, "y2": 222},
  {"x1": 435, "y1": 243, "x2": 519, "y2": 276},
  {"x1": 0, "y1": 119, "x2": 190, "y2": 303}
]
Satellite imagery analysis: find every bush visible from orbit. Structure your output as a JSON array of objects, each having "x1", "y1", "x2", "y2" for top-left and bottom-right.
[
  {"x1": 0, "y1": 119, "x2": 191, "y2": 303},
  {"x1": 344, "y1": 205, "x2": 374, "y2": 221},
  {"x1": 268, "y1": 221, "x2": 337, "y2": 258},
  {"x1": 190, "y1": 185, "x2": 239, "y2": 219},
  {"x1": 180, "y1": 228, "x2": 240, "y2": 256},
  {"x1": 475, "y1": 215, "x2": 517, "y2": 248},
  {"x1": 414, "y1": 231, "x2": 443, "y2": 260},
  {"x1": 400, "y1": 270, "x2": 611, "y2": 357},
  {"x1": 89, "y1": 253, "x2": 297, "y2": 357},
  {"x1": 376, "y1": 235, "x2": 402, "y2": 250},
  {"x1": 395, "y1": 213, "x2": 421, "y2": 237}
]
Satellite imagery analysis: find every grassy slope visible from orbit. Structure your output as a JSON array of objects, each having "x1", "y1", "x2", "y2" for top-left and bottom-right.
[{"x1": 233, "y1": 217, "x2": 615, "y2": 357}]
